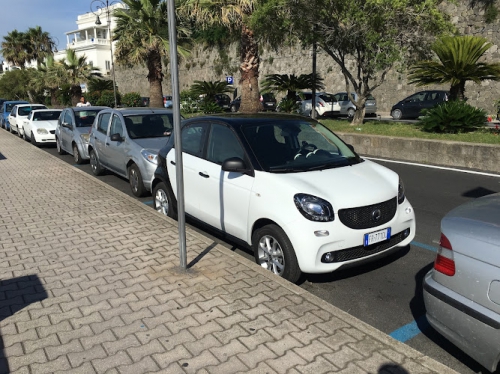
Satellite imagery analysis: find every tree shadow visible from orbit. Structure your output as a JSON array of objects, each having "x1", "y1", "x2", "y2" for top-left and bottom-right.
[
  {"x1": 410, "y1": 264, "x2": 486, "y2": 373},
  {"x1": 0, "y1": 275, "x2": 48, "y2": 374}
]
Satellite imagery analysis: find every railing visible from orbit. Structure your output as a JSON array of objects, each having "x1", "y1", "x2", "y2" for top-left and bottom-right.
[{"x1": 67, "y1": 38, "x2": 110, "y2": 48}]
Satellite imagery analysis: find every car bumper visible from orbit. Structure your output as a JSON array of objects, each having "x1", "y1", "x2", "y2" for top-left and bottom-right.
[
  {"x1": 77, "y1": 141, "x2": 90, "y2": 160},
  {"x1": 423, "y1": 271, "x2": 500, "y2": 372},
  {"x1": 33, "y1": 132, "x2": 56, "y2": 143},
  {"x1": 282, "y1": 198, "x2": 416, "y2": 274},
  {"x1": 137, "y1": 160, "x2": 157, "y2": 192}
]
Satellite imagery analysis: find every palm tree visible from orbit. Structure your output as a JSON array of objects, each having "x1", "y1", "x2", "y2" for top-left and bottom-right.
[
  {"x1": 32, "y1": 55, "x2": 66, "y2": 107},
  {"x1": 1, "y1": 30, "x2": 29, "y2": 68},
  {"x1": 25, "y1": 26, "x2": 55, "y2": 66},
  {"x1": 113, "y1": 0, "x2": 190, "y2": 108},
  {"x1": 178, "y1": 0, "x2": 262, "y2": 113},
  {"x1": 408, "y1": 35, "x2": 500, "y2": 101},
  {"x1": 261, "y1": 73, "x2": 325, "y2": 100},
  {"x1": 60, "y1": 49, "x2": 96, "y2": 106},
  {"x1": 88, "y1": 77, "x2": 115, "y2": 92}
]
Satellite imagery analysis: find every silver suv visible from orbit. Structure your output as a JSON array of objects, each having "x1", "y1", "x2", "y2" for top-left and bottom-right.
[
  {"x1": 88, "y1": 108, "x2": 174, "y2": 197},
  {"x1": 55, "y1": 106, "x2": 109, "y2": 164}
]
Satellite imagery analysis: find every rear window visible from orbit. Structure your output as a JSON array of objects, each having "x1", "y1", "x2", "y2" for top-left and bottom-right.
[
  {"x1": 19, "y1": 105, "x2": 46, "y2": 116},
  {"x1": 33, "y1": 111, "x2": 61, "y2": 121},
  {"x1": 75, "y1": 110, "x2": 102, "y2": 127}
]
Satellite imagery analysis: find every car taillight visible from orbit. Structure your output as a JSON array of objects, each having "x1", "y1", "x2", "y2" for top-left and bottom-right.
[{"x1": 434, "y1": 233, "x2": 455, "y2": 276}]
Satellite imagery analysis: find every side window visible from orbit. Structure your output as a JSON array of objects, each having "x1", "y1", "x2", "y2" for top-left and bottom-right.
[
  {"x1": 10, "y1": 107, "x2": 16, "y2": 117},
  {"x1": 109, "y1": 115, "x2": 123, "y2": 136},
  {"x1": 181, "y1": 122, "x2": 208, "y2": 157},
  {"x1": 206, "y1": 124, "x2": 245, "y2": 165},
  {"x1": 64, "y1": 111, "x2": 73, "y2": 126},
  {"x1": 97, "y1": 113, "x2": 111, "y2": 134}
]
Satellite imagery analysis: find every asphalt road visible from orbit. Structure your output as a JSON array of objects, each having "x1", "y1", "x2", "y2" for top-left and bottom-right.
[{"x1": 33, "y1": 138, "x2": 500, "y2": 374}]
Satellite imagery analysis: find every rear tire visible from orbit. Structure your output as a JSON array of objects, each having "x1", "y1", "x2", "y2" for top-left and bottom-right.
[
  {"x1": 230, "y1": 105, "x2": 238, "y2": 113},
  {"x1": 252, "y1": 224, "x2": 301, "y2": 284},
  {"x1": 129, "y1": 164, "x2": 146, "y2": 197},
  {"x1": 153, "y1": 182, "x2": 177, "y2": 219},
  {"x1": 89, "y1": 149, "x2": 103, "y2": 176},
  {"x1": 347, "y1": 108, "x2": 356, "y2": 119}
]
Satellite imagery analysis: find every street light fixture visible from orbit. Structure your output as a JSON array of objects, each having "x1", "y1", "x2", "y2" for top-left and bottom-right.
[{"x1": 90, "y1": 0, "x2": 120, "y2": 108}]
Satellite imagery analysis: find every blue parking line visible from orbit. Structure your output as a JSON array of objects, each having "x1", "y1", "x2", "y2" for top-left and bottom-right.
[
  {"x1": 143, "y1": 201, "x2": 154, "y2": 205},
  {"x1": 411, "y1": 241, "x2": 437, "y2": 252},
  {"x1": 389, "y1": 315, "x2": 430, "y2": 342}
]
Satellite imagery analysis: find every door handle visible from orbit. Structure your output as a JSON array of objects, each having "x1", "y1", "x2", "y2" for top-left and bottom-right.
[
  {"x1": 199, "y1": 172, "x2": 209, "y2": 178},
  {"x1": 106, "y1": 143, "x2": 110, "y2": 146},
  {"x1": 170, "y1": 161, "x2": 176, "y2": 165}
]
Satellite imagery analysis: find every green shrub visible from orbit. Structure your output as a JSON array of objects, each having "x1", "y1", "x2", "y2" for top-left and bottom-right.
[
  {"x1": 200, "y1": 101, "x2": 223, "y2": 114},
  {"x1": 85, "y1": 91, "x2": 101, "y2": 106},
  {"x1": 95, "y1": 90, "x2": 121, "y2": 107},
  {"x1": 419, "y1": 101, "x2": 487, "y2": 133},
  {"x1": 277, "y1": 97, "x2": 300, "y2": 113},
  {"x1": 121, "y1": 92, "x2": 143, "y2": 107}
]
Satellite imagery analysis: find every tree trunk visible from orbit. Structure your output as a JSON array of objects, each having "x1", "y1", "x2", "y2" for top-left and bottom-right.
[
  {"x1": 239, "y1": 25, "x2": 261, "y2": 113},
  {"x1": 147, "y1": 50, "x2": 164, "y2": 108},
  {"x1": 350, "y1": 94, "x2": 366, "y2": 126},
  {"x1": 70, "y1": 85, "x2": 82, "y2": 106},
  {"x1": 449, "y1": 81, "x2": 466, "y2": 101}
]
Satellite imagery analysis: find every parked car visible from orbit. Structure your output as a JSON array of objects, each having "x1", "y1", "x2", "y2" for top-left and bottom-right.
[
  {"x1": 214, "y1": 94, "x2": 231, "y2": 111},
  {"x1": 55, "y1": 106, "x2": 109, "y2": 164},
  {"x1": 391, "y1": 90, "x2": 449, "y2": 120},
  {"x1": 8, "y1": 104, "x2": 47, "y2": 137},
  {"x1": 163, "y1": 95, "x2": 173, "y2": 108},
  {"x1": 423, "y1": 193, "x2": 500, "y2": 373},
  {"x1": 230, "y1": 93, "x2": 277, "y2": 112},
  {"x1": 298, "y1": 92, "x2": 340, "y2": 117},
  {"x1": 88, "y1": 108, "x2": 174, "y2": 197},
  {"x1": 0, "y1": 100, "x2": 28, "y2": 130},
  {"x1": 332, "y1": 92, "x2": 377, "y2": 118},
  {"x1": 151, "y1": 113, "x2": 416, "y2": 283},
  {"x1": 23, "y1": 109, "x2": 63, "y2": 146}
]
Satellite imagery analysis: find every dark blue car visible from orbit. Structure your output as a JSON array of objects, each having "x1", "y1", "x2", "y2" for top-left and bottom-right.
[{"x1": 1, "y1": 100, "x2": 29, "y2": 130}]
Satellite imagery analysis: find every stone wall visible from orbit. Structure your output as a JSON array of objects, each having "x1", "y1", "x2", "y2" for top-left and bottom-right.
[{"x1": 114, "y1": 0, "x2": 500, "y2": 114}]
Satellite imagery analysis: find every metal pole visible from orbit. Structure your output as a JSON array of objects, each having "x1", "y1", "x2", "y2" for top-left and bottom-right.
[
  {"x1": 106, "y1": 1, "x2": 118, "y2": 108},
  {"x1": 311, "y1": 40, "x2": 317, "y2": 120},
  {"x1": 167, "y1": 0, "x2": 187, "y2": 269}
]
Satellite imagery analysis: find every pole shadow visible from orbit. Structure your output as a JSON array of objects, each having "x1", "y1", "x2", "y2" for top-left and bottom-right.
[{"x1": 0, "y1": 275, "x2": 48, "y2": 374}]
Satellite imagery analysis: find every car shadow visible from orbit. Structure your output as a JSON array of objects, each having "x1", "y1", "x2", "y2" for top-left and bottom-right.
[
  {"x1": 410, "y1": 264, "x2": 487, "y2": 373},
  {"x1": 461, "y1": 186, "x2": 497, "y2": 199},
  {"x1": 0, "y1": 275, "x2": 48, "y2": 373},
  {"x1": 378, "y1": 363, "x2": 409, "y2": 373},
  {"x1": 300, "y1": 244, "x2": 411, "y2": 284}
]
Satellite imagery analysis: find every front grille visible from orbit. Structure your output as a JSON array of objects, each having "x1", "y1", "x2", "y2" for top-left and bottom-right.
[
  {"x1": 50, "y1": 130, "x2": 55, "y2": 134},
  {"x1": 327, "y1": 229, "x2": 410, "y2": 263},
  {"x1": 338, "y1": 197, "x2": 397, "y2": 230}
]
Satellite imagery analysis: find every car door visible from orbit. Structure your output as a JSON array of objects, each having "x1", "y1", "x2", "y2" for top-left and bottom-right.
[
  {"x1": 421, "y1": 91, "x2": 444, "y2": 112},
  {"x1": 92, "y1": 112, "x2": 112, "y2": 167},
  {"x1": 8, "y1": 106, "x2": 17, "y2": 131},
  {"x1": 167, "y1": 121, "x2": 209, "y2": 217},
  {"x1": 336, "y1": 93, "x2": 350, "y2": 115},
  {"x1": 60, "y1": 111, "x2": 75, "y2": 151},
  {"x1": 24, "y1": 112, "x2": 33, "y2": 137},
  {"x1": 105, "y1": 114, "x2": 128, "y2": 175},
  {"x1": 404, "y1": 92, "x2": 426, "y2": 118},
  {"x1": 196, "y1": 123, "x2": 254, "y2": 240}
]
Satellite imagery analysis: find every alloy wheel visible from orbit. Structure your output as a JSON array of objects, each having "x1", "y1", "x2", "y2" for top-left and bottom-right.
[
  {"x1": 155, "y1": 188, "x2": 169, "y2": 216},
  {"x1": 256, "y1": 234, "x2": 285, "y2": 276}
]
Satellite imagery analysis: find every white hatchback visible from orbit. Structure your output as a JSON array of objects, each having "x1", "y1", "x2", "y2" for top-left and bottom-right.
[{"x1": 152, "y1": 113, "x2": 416, "y2": 283}]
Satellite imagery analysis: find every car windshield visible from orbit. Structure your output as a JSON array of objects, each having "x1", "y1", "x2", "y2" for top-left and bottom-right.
[
  {"x1": 75, "y1": 110, "x2": 102, "y2": 127},
  {"x1": 33, "y1": 111, "x2": 61, "y2": 121},
  {"x1": 124, "y1": 114, "x2": 174, "y2": 139},
  {"x1": 242, "y1": 120, "x2": 361, "y2": 172}
]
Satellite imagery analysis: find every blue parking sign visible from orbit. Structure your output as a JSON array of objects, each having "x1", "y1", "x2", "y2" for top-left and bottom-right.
[{"x1": 226, "y1": 76, "x2": 234, "y2": 85}]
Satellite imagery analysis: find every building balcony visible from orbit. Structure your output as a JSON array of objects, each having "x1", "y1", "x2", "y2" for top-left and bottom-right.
[{"x1": 68, "y1": 38, "x2": 110, "y2": 49}]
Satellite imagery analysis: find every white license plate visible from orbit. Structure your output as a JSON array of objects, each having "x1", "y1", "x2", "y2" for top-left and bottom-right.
[{"x1": 364, "y1": 228, "x2": 391, "y2": 246}]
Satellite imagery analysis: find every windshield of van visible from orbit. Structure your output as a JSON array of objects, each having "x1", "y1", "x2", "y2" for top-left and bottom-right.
[{"x1": 242, "y1": 120, "x2": 362, "y2": 172}]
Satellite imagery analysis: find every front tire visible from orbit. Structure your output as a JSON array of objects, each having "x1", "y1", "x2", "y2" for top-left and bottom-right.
[
  {"x1": 347, "y1": 108, "x2": 356, "y2": 119},
  {"x1": 73, "y1": 144, "x2": 84, "y2": 164},
  {"x1": 56, "y1": 138, "x2": 66, "y2": 155},
  {"x1": 230, "y1": 105, "x2": 238, "y2": 113},
  {"x1": 129, "y1": 164, "x2": 146, "y2": 197},
  {"x1": 153, "y1": 182, "x2": 177, "y2": 219},
  {"x1": 252, "y1": 224, "x2": 301, "y2": 284},
  {"x1": 89, "y1": 149, "x2": 104, "y2": 176},
  {"x1": 30, "y1": 132, "x2": 39, "y2": 147},
  {"x1": 391, "y1": 109, "x2": 403, "y2": 120}
]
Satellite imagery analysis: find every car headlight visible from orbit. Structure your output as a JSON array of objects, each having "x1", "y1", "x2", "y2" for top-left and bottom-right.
[
  {"x1": 80, "y1": 133, "x2": 90, "y2": 144},
  {"x1": 37, "y1": 128, "x2": 48, "y2": 135},
  {"x1": 398, "y1": 178, "x2": 405, "y2": 204},
  {"x1": 294, "y1": 193, "x2": 334, "y2": 222},
  {"x1": 141, "y1": 149, "x2": 158, "y2": 165}
]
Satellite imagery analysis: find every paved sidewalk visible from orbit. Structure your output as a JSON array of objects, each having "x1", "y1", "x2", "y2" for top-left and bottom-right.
[{"x1": 0, "y1": 130, "x2": 457, "y2": 374}]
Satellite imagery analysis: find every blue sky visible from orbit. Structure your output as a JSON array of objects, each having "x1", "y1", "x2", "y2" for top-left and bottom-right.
[{"x1": 0, "y1": 0, "x2": 101, "y2": 57}]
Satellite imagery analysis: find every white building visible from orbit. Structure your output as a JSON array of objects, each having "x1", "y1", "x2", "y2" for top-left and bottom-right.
[{"x1": 54, "y1": 3, "x2": 125, "y2": 82}]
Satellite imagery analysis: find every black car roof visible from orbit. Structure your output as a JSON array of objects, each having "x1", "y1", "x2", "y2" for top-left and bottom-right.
[{"x1": 184, "y1": 112, "x2": 315, "y2": 129}]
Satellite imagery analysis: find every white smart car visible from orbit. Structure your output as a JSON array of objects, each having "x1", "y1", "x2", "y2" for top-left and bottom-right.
[
  {"x1": 23, "y1": 109, "x2": 62, "y2": 146},
  {"x1": 151, "y1": 113, "x2": 416, "y2": 283}
]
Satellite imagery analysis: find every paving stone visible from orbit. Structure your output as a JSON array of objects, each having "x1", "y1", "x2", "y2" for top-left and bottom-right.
[
  {"x1": 126, "y1": 339, "x2": 165, "y2": 362},
  {"x1": 53, "y1": 361, "x2": 96, "y2": 374},
  {"x1": 7, "y1": 348, "x2": 47, "y2": 372},
  {"x1": 324, "y1": 345, "x2": 364, "y2": 369},
  {"x1": 80, "y1": 329, "x2": 117, "y2": 350},
  {"x1": 103, "y1": 334, "x2": 142, "y2": 355},
  {"x1": 30, "y1": 355, "x2": 72, "y2": 374},
  {"x1": 153, "y1": 345, "x2": 193, "y2": 369},
  {"x1": 205, "y1": 356, "x2": 249, "y2": 374},
  {"x1": 92, "y1": 351, "x2": 132, "y2": 373},
  {"x1": 295, "y1": 355, "x2": 339, "y2": 374},
  {"x1": 185, "y1": 334, "x2": 223, "y2": 356}
]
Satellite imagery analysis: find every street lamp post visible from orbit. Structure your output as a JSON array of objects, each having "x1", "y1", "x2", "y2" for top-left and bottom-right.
[{"x1": 91, "y1": 0, "x2": 119, "y2": 108}]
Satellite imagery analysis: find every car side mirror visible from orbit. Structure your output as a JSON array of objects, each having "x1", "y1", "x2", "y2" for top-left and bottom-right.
[
  {"x1": 347, "y1": 144, "x2": 355, "y2": 152},
  {"x1": 222, "y1": 157, "x2": 253, "y2": 176},
  {"x1": 62, "y1": 122, "x2": 72, "y2": 129},
  {"x1": 110, "y1": 133, "x2": 123, "y2": 142}
]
